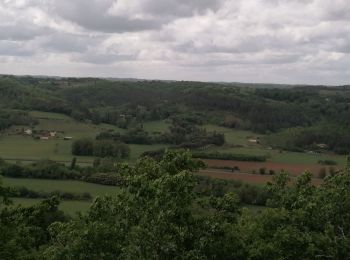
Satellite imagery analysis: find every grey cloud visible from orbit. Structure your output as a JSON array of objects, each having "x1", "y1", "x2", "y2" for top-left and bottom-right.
[
  {"x1": 42, "y1": 33, "x2": 101, "y2": 53},
  {"x1": 53, "y1": 0, "x2": 161, "y2": 33},
  {"x1": 75, "y1": 53, "x2": 135, "y2": 64},
  {"x1": 0, "y1": 41, "x2": 34, "y2": 56},
  {"x1": 0, "y1": 24, "x2": 50, "y2": 41},
  {"x1": 52, "y1": 0, "x2": 223, "y2": 33},
  {"x1": 142, "y1": 0, "x2": 223, "y2": 17},
  {"x1": 0, "y1": 0, "x2": 349, "y2": 84}
]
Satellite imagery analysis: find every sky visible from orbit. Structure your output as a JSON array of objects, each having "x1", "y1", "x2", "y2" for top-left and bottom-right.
[{"x1": 0, "y1": 0, "x2": 349, "y2": 85}]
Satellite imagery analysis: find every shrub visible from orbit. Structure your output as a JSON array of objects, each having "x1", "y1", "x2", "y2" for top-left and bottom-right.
[
  {"x1": 318, "y1": 168, "x2": 327, "y2": 179},
  {"x1": 192, "y1": 151, "x2": 267, "y2": 162},
  {"x1": 259, "y1": 168, "x2": 266, "y2": 175},
  {"x1": 318, "y1": 160, "x2": 337, "y2": 166}
]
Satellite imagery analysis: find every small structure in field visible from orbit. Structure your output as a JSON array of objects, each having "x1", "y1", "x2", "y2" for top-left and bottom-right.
[
  {"x1": 24, "y1": 129, "x2": 32, "y2": 135},
  {"x1": 50, "y1": 131, "x2": 57, "y2": 137},
  {"x1": 64, "y1": 136, "x2": 73, "y2": 140},
  {"x1": 317, "y1": 143, "x2": 328, "y2": 149},
  {"x1": 40, "y1": 136, "x2": 49, "y2": 140},
  {"x1": 248, "y1": 139, "x2": 258, "y2": 143}
]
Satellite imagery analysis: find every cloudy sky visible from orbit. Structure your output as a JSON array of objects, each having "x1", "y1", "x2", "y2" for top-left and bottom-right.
[{"x1": 0, "y1": 0, "x2": 349, "y2": 85}]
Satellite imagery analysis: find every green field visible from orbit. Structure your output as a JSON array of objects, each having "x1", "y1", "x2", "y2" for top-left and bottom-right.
[
  {"x1": 143, "y1": 120, "x2": 170, "y2": 133},
  {"x1": 0, "y1": 111, "x2": 166, "y2": 165},
  {"x1": 0, "y1": 111, "x2": 346, "y2": 167},
  {"x1": 201, "y1": 125, "x2": 347, "y2": 165},
  {"x1": 2, "y1": 177, "x2": 120, "y2": 197},
  {"x1": 11, "y1": 198, "x2": 91, "y2": 216},
  {"x1": 3, "y1": 177, "x2": 121, "y2": 216},
  {"x1": 204, "y1": 124, "x2": 263, "y2": 147}
]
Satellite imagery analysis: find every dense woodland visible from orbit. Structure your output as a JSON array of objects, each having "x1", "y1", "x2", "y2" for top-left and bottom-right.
[
  {"x1": 1, "y1": 150, "x2": 350, "y2": 259},
  {"x1": 1, "y1": 75, "x2": 350, "y2": 153},
  {"x1": 1, "y1": 75, "x2": 350, "y2": 258}
]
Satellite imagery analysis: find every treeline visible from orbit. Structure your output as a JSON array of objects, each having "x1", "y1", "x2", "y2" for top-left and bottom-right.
[
  {"x1": 72, "y1": 139, "x2": 130, "y2": 158},
  {"x1": 0, "y1": 76, "x2": 329, "y2": 133},
  {"x1": 0, "y1": 158, "x2": 125, "y2": 186},
  {"x1": 3, "y1": 75, "x2": 350, "y2": 152},
  {"x1": 268, "y1": 123, "x2": 350, "y2": 154},
  {"x1": 0, "y1": 159, "x2": 84, "y2": 180},
  {"x1": 1, "y1": 151, "x2": 350, "y2": 259},
  {"x1": 96, "y1": 119, "x2": 225, "y2": 149},
  {"x1": 195, "y1": 175, "x2": 270, "y2": 206},
  {"x1": 192, "y1": 151, "x2": 267, "y2": 162},
  {"x1": 11, "y1": 186, "x2": 92, "y2": 201},
  {"x1": 0, "y1": 110, "x2": 37, "y2": 130}
]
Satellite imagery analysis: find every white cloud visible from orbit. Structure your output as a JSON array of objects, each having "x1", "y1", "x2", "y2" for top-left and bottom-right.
[{"x1": 0, "y1": 0, "x2": 349, "y2": 84}]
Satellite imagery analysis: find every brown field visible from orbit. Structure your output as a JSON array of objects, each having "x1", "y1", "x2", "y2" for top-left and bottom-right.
[
  {"x1": 203, "y1": 159, "x2": 340, "y2": 176},
  {"x1": 198, "y1": 169, "x2": 323, "y2": 186}
]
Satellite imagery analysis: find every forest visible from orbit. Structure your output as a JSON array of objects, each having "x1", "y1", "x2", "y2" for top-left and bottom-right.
[
  {"x1": 1, "y1": 75, "x2": 350, "y2": 258},
  {"x1": 1, "y1": 75, "x2": 350, "y2": 153},
  {"x1": 1, "y1": 150, "x2": 350, "y2": 259}
]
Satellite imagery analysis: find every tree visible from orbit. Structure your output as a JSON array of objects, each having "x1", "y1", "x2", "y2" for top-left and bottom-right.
[
  {"x1": 70, "y1": 157, "x2": 77, "y2": 170},
  {"x1": 44, "y1": 150, "x2": 246, "y2": 259},
  {"x1": 72, "y1": 138, "x2": 93, "y2": 156},
  {"x1": 318, "y1": 167, "x2": 327, "y2": 179}
]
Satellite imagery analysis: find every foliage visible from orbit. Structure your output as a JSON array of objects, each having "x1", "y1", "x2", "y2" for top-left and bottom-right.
[
  {"x1": 0, "y1": 109, "x2": 37, "y2": 130},
  {"x1": 12, "y1": 186, "x2": 92, "y2": 201},
  {"x1": 72, "y1": 138, "x2": 130, "y2": 158},
  {"x1": 192, "y1": 151, "x2": 267, "y2": 162},
  {"x1": 0, "y1": 197, "x2": 67, "y2": 259},
  {"x1": 1, "y1": 152, "x2": 350, "y2": 258},
  {"x1": 0, "y1": 159, "x2": 84, "y2": 180}
]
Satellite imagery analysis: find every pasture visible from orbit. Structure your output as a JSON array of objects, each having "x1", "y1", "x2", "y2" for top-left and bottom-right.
[
  {"x1": 0, "y1": 111, "x2": 167, "y2": 165},
  {"x1": 3, "y1": 177, "x2": 121, "y2": 216},
  {"x1": 11, "y1": 198, "x2": 91, "y2": 216},
  {"x1": 2, "y1": 177, "x2": 120, "y2": 197}
]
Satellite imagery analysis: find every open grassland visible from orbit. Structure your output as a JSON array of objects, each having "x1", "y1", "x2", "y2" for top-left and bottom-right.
[
  {"x1": 11, "y1": 198, "x2": 91, "y2": 216},
  {"x1": 143, "y1": 120, "x2": 170, "y2": 133},
  {"x1": 3, "y1": 177, "x2": 121, "y2": 216},
  {"x1": 0, "y1": 111, "x2": 166, "y2": 165},
  {"x1": 30, "y1": 110, "x2": 126, "y2": 138},
  {"x1": 127, "y1": 144, "x2": 168, "y2": 162},
  {"x1": 3, "y1": 177, "x2": 120, "y2": 197},
  {"x1": 205, "y1": 145, "x2": 346, "y2": 165},
  {"x1": 203, "y1": 125, "x2": 347, "y2": 165},
  {"x1": 204, "y1": 124, "x2": 263, "y2": 146},
  {"x1": 0, "y1": 111, "x2": 346, "y2": 170}
]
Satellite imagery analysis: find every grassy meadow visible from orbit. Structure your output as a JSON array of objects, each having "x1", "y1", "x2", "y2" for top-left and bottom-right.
[
  {"x1": 0, "y1": 111, "x2": 346, "y2": 166},
  {"x1": 0, "y1": 111, "x2": 166, "y2": 165},
  {"x1": 3, "y1": 177, "x2": 121, "y2": 216},
  {"x1": 0, "y1": 110, "x2": 347, "y2": 217},
  {"x1": 11, "y1": 198, "x2": 92, "y2": 216},
  {"x1": 2, "y1": 177, "x2": 120, "y2": 197}
]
